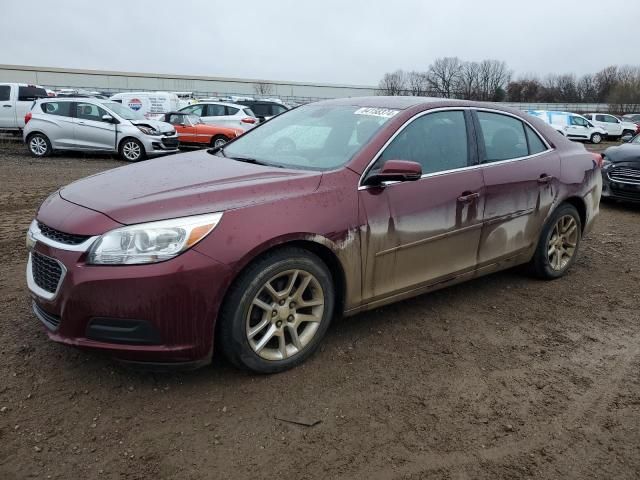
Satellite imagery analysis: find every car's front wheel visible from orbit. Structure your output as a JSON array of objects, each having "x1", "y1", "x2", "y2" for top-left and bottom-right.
[
  {"x1": 119, "y1": 138, "x2": 146, "y2": 162},
  {"x1": 218, "y1": 248, "x2": 335, "y2": 373},
  {"x1": 27, "y1": 133, "x2": 52, "y2": 157},
  {"x1": 528, "y1": 203, "x2": 582, "y2": 279},
  {"x1": 590, "y1": 133, "x2": 602, "y2": 144}
]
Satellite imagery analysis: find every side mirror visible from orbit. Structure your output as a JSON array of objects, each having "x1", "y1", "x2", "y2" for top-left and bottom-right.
[
  {"x1": 622, "y1": 134, "x2": 634, "y2": 143},
  {"x1": 364, "y1": 160, "x2": 422, "y2": 186},
  {"x1": 102, "y1": 114, "x2": 115, "y2": 123}
]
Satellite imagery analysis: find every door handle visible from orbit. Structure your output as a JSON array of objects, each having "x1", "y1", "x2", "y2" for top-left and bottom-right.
[
  {"x1": 457, "y1": 192, "x2": 480, "y2": 203},
  {"x1": 2, "y1": 105, "x2": 11, "y2": 108},
  {"x1": 537, "y1": 174, "x2": 554, "y2": 184},
  {"x1": 77, "y1": 121, "x2": 85, "y2": 125}
]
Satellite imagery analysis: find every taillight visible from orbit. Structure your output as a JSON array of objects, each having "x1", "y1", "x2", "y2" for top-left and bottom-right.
[
  {"x1": 241, "y1": 117, "x2": 256, "y2": 124},
  {"x1": 24, "y1": 112, "x2": 32, "y2": 125},
  {"x1": 591, "y1": 152, "x2": 604, "y2": 168}
]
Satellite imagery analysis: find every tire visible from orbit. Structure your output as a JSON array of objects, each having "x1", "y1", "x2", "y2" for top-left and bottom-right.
[
  {"x1": 218, "y1": 247, "x2": 335, "y2": 373},
  {"x1": 528, "y1": 203, "x2": 582, "y2": 280},
  {"x1": 210, "y1": 135, "x2": 228, "y2": 149},
  {"x1": 590, "y1": 133, "x2": 602, "y2": 144},
  {"x1": 27, "y1": 133, "x2": 52, "y2": 157},
  {"x1": 119, "y1": 138, "x2": 146, "y2": 162},
  {"x1": 622, "y1": 129, "x2": 635, "y2": 137}
]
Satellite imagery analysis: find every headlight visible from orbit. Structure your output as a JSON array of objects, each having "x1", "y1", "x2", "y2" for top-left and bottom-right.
[
  {"x1": 136, "y1": 125, "x2": 161, "y2": 136},
  {"x1": 88, "y1": 213, "x2": 223, "y2": 265}
]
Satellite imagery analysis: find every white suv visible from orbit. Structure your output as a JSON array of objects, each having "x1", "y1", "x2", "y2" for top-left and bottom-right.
[
  {"x1": 23, "y1": 98, "x2": 179, "y2": 161},
  {"x1": 178, "y1": 101, "x2": 258, "y2": 131},
  {"x1": 526, "y1": 110, "x2": 607, "y2": 144},
  {"x1": 583, "y1": 113, "x2": 638, "y2": 139}
]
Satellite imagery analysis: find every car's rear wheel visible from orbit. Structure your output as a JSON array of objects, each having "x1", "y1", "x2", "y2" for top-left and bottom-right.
[
  {"x1": 622, "y1": 129, "x2": 635, "y2": 137},
  {"x1": 210, "y1": 135, "x2": 228, "y2": 149},
  {"x1": 590, "y1": 133, "x2": 602, "y2": 144},
  {"x1": 27, "y1": 133, "x2": 52, "y2": 157},
  {"x1": 119, "y1": 138, "x2": 146, "y2": 162},
  {"x1": 218, "y1": 248, "x2": 335, "y2": 373},
  {"x1": 528, "y1": 203, "x2": 582, "y2": 279}
]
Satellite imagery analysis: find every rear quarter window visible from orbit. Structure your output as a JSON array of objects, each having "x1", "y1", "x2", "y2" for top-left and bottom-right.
[{"x1": 477, "y1": 112, "x2": 528, "y2": 162}]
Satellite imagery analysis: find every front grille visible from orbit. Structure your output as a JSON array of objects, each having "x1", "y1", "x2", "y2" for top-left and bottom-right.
[
  {"x1": 37, "y1": 222, "x2": 90, "y2": 245},
  {"x1": 609, "y1": 167, "x2": 640, "y2": 185},
  {"x1": 609, "y1": 187, "x2": 640, "y2": 201},
  {"x1": 31, "y1": 251, "x2": 63, "y2": 294},
  {"x1": 161, "y1": 137, "x2": 179, "y2": 148},
  {"x1": 32, "y1": 302, "x2": 61, "y2": 330}
]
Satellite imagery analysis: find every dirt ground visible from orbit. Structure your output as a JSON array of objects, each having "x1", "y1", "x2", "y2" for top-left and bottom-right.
[{"x1": 0, "y1": 137, "x2": 639, "y2": 480}]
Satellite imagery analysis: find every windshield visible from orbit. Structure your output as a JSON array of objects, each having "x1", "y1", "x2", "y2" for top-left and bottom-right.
[
  {"x1": 187, "y1": 114, "x2": 201, "y2": 124},
  {"x1": 218, "y1": 104, "x2": 397, "y2": 170},
  {"x1": 102, "y1": 102, "x2": 144, "y2": 120}
]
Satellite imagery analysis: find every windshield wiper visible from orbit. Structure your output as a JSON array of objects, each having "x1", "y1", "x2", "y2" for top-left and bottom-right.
[{"x1": 230, "y1": 156, "x2": 283, "y2": 167}]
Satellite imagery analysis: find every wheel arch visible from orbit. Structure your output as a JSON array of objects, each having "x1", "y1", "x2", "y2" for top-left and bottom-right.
[
  {"x1": 561, "y1": 196, "x2": 587, "y2": 232},
  {"x1": 118, "y1": 136, "x2": 146, "y2": 152}
]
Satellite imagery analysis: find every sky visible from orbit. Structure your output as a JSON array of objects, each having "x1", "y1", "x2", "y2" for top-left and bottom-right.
[{"x1": 0, "y1": 0, "x2": 634, "y2": 86}]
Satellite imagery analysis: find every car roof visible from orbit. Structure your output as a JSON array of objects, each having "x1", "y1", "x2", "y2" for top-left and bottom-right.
[{"x1": 189, "y1": 101, "x2": 248, "y2": 109}]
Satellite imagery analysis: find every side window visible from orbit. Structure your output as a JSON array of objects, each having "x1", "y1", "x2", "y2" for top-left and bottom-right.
[
  {"x1": 378, "y1": 110, "x2": 468, "y2": 175},
  {"x1": 168, "y1": 114, "x2": 185, "y2": 124},
  {"x1": 595, "y1": 114, "x2": 606, "y2": 122},
  {"x1": 525, "y1": 124, "x2": 548, "y2": 155},
  {"x1": 206, "y1": 104, "x2": 226, "y2": 116},
  {"x1": 18, "y1": 86, "x2": 47, "y2": 101},
  {"x1": 76, "y1": 103, "x2": 108, "y2": 122},
  {"x1": 250, "y1": 104, "x2": 270, "y2": 116},
  {"x1": 243, "y1": 108, "x2": 256, "y2": 117},
  {"x1": 605, "y1": 115, "x2": 619, "y2": 124},
  {"x1": 225, "y1": 106, "x2": 239, "y2": 116},
  {"x1": 477, "y1": 112, "x2": 528, "y2": 162},
  {"x1": 0, "y1": 85, "x2": 10, "y2": 101},
  {"x1": 570, "y1": 116, "x2": 588, "y2": 127},
  {"x1": 182, "y1": 104, "x2": 204, "y2": 116},
  {"x1": 41, "y1": 102, "x2": 72, "y2": 117}
]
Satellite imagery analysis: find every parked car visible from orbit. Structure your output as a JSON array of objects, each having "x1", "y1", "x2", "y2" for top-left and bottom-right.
[
  {"x1": 23, "y1": 98, "x2": 179, "y2": 161},
  {"x1": 582, "y1": 113, "x2": 638, "y2": 139},
  {"x1": 622, "y1": 114, "x2": 640, "y2": 123},
  {"x1": 236, "y1": 99, "x2": 289, "y2": 122},
  {"x1": 178, "y1": 101, "x2": 258, "y2": 131},
  {"x1": 601, "y1": 134, "x2": 640, "y2": 202},
  {"x1": 26, "y1": 97, "x2": 601, "y2": 373},
  {"x1": 526, "y1": 110, "x2": 607, "y2": 144},
  {"x1": 109, "y1": 92, "x2": 181, "y2": 120},
  {"x1": 162, "y1": 111, "x2": 243, "y2": 148},
  {"x1": 0, "y1": 83, "x2": 48, "y2": 131}
]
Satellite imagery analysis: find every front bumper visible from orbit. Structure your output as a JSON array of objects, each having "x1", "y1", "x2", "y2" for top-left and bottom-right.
[
  {"x1": 139, "y1": 134, "x2": 180, "y2": 156},
  {"x1": 27, "y1": 240, "x2": 232, "y2": 364},
  {"x1": 602, "y1": 169, "x2": 640, "y2": 203}
]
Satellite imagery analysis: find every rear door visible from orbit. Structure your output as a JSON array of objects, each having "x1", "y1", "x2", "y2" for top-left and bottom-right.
[
  {"x1": 0, "y1": 85, "x2": 13, "y2": 128},
  {"x1": 201, "y1": 103, "x2": 230, "y2": 126},
  {"x1": 38, "y1": 101, "x2": 76, "y2": 148},
  {"x1": 566, "y1": 115, "x2": 591, "y2": 139},
  {"x1": 603, "y1": 114, "x2": 623, "y2": 136},
  {"x1": 473, "y1": 110, "x2": 559, "y2": 268},
  {"x1": 72, "y1": 102, "x2": 117, "y2": 151}
]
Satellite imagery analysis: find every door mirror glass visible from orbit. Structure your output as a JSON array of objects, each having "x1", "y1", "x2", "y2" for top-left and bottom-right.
[{"x1": 364, "y1": 160, "x2": 422, "y2": 186}]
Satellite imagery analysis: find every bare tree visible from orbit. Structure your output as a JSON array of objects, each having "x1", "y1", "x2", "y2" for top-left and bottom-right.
[
  {"x1": 458, "y1": 61, "x2": 480, "y2": 100},
  {"x1": 477, "y1": 60, "x2": 511, "y2": 101},
  {"x1": 253, "y1": 82, "x2": 274, "y2": 96},
  {"x1": 406, "y1": 71, "x2": 429, "y2": 96},
  {"x1": 608, "y1": 66, "x2": 640, "y2": 112},
  {"x1": 594, "y1": 66, "x2": 618, "y2": 102},
  {"x1": 426, "y1": 57, "x2": 463, "y2": 98},
  {"x1": 377, "y1": 70, "x2": 407, "y2": 96},
  {"x1": 577, "y1": 74, "x2": 597, "y2": 102}
]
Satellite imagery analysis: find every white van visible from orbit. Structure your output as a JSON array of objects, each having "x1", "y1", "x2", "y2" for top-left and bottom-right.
[
  {"x1": 0, "y1": 83, "x2": 48, "y2": 131},
  {"x1": 109, "y1": 92, "x2": 180, "y2": 120},
  {"x1": 526, "y1": 110, "x2": 607, "y2": 144}
]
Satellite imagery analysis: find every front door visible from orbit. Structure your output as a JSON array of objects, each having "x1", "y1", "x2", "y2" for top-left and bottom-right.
[
  {"x1": 359, "y1": 109, "x2": 485, "y2": 303},
  {"x1": 0, "y1": 85, "x2": 14, "y2": 128},
  {"x1": 473, "y1": 110, "x2": 560, "y2": 266},
  {"x1": 73, "y1": 102, "x2": 117, "y2": 151},
  {"x1": 566, "y1": 115, "x2": 591, "y2": 140}
]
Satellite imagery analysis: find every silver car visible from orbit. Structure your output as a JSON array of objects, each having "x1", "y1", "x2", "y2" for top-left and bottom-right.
[
  {"x1": 23, "y1": 98, "x2": 179, "y2": 161},
  {"x1": 178, "y1": 101, "x2": 258, "y2": 131}
]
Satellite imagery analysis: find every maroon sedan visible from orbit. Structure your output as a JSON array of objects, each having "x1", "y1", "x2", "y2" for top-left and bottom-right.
[{"x1": 26, "y1": 97, "x2": 602, "y2": 373}]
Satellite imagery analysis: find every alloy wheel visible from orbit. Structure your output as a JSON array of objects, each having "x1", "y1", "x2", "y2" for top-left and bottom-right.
[
  {"x1": 246, "y1": 269, "x2": 325, "y2": 361},
  {"x1": 30, "y1": 136, "x2": 47, "y2": 156},
  {"x1": 547, "y1": 215, "x2": 578, "y2": 271},
  {"x1": 123, "y1": 141, "x2": 141, "y2": 161},
  {"x1": 213, "y1": 138, "x2": 227, "y2": 148}
]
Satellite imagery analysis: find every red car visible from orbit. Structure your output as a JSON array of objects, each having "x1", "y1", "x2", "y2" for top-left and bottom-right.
[
  {"x1": 26, "y1": 97, "x2": 602, "y2": 373},
  {"x1": 162, "y1": 112, "x2": 243, "y2": 148}
]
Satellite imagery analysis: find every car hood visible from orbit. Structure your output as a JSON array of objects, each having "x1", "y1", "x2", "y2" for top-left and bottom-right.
[
  {"x1": 603, "y1": 144, "x2": 640, "y2": 164},
  {"x1": 130, "y1": 119, "x2": 175, "y2": 133},
  {"x1": 59, "y1": 150, "x2": 323, "y2": 225}
]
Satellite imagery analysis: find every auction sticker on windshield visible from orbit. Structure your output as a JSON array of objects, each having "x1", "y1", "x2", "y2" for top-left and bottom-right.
[{"x1": 354, "y1": 107, "x2": 399, "y2": 118}]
